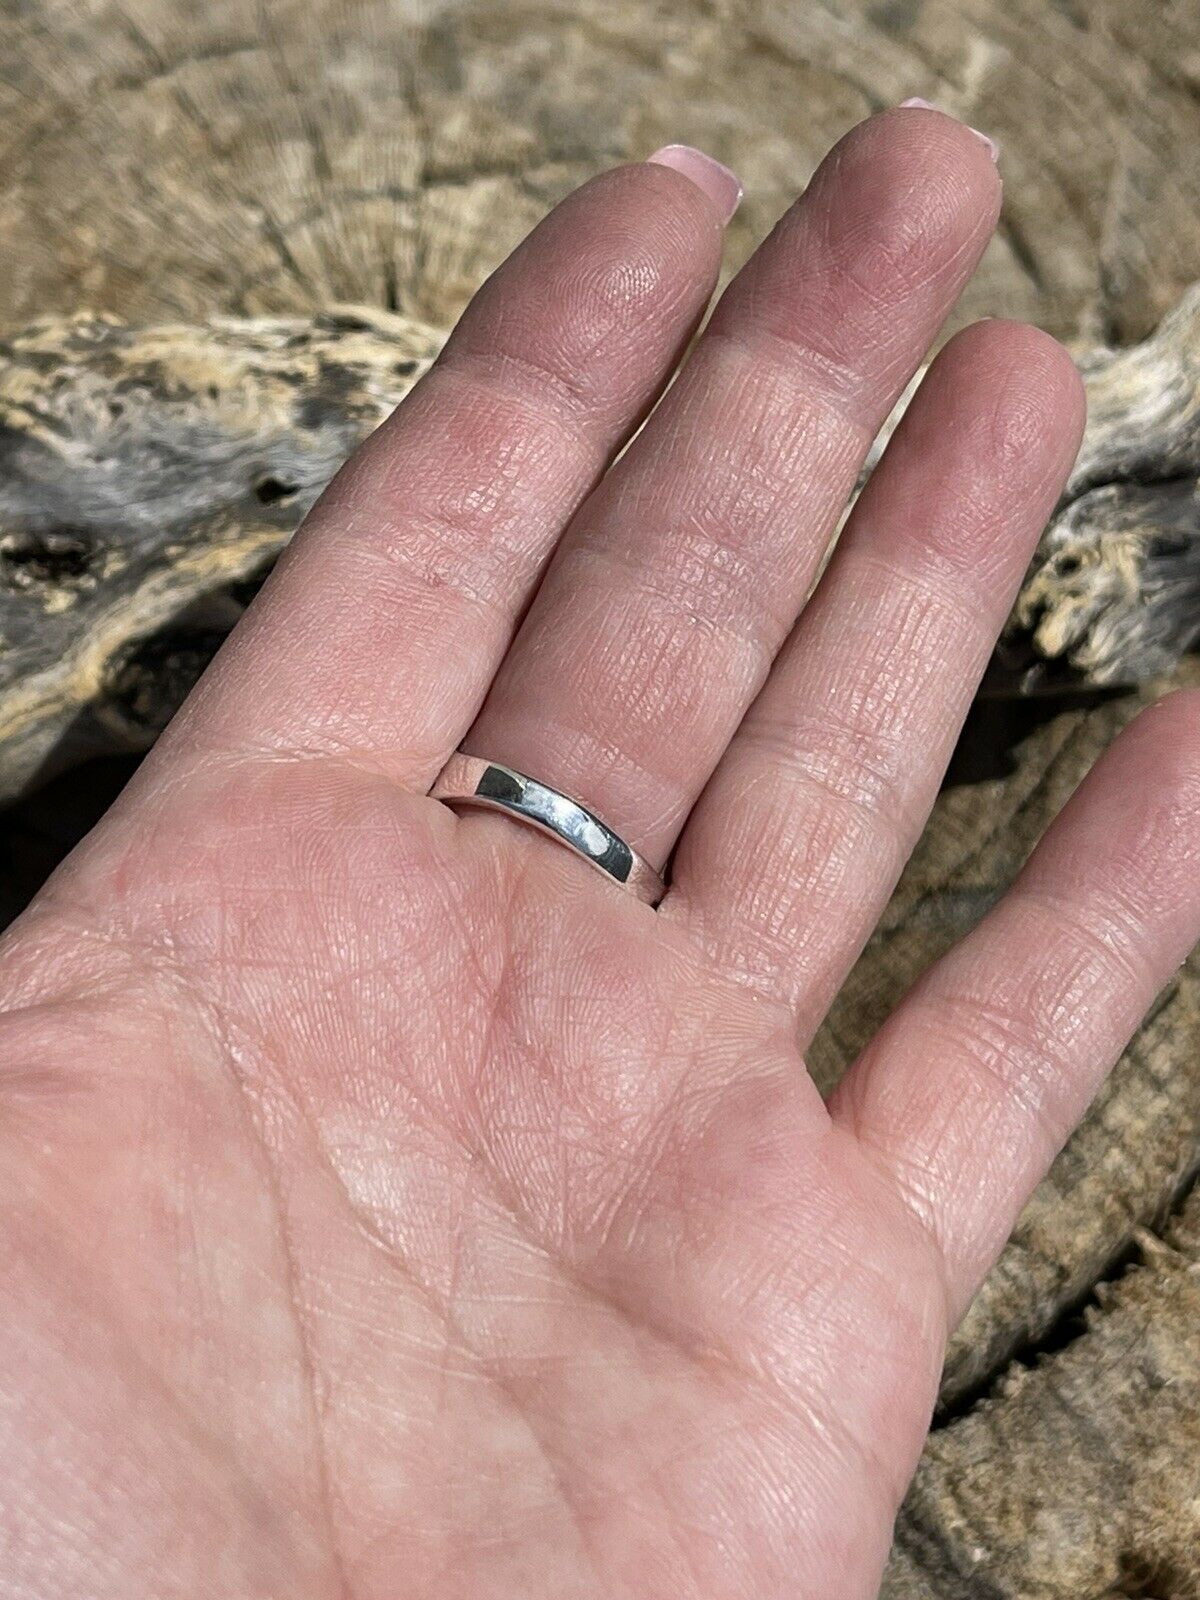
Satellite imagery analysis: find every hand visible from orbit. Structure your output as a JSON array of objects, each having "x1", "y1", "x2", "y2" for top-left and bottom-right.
[{"x1": 5, "y1": 108, "x2": 1198, "y2": 1600}]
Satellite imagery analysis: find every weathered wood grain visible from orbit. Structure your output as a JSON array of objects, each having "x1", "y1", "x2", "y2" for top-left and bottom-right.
[
  {"x1": 809, "y1": 674, "x2": 1200, "y2": 1418},
  {"x1": 2, "y1": 0, "x2": 1198, "y2": 346},
  {"x1": 998, "y1": 285, "x2": 1200, "y2": 691},
  {"x1": 0, "y1": 308, "x2": 437, "y2": 797},
  {"x1": 883, "y1": 1185, "x2": 1200, "y2": 1599},
  {"x1": 2, "y1": 283, "x2": 1197, "y2": 802}
]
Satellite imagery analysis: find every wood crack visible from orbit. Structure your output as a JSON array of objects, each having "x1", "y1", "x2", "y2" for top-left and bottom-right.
[{"x1": 934, "y1": 1155, "x2": 1200, "y2": 1431}]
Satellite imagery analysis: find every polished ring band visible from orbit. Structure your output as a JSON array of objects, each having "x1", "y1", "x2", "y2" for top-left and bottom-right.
[{"x1": 430, "y1": 754, "x2": 665, "y2": 906}]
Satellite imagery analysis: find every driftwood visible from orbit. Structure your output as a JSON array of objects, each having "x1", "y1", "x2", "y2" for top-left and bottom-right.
[
  {"x1": 884, "y1": 1185, "x2": 1200, "y2": 1599},
  {"x1": 0, "y1": 309, "x2": 437, "y2": 798},
  {"x1": 3, "y1": 1, "x2": 1200, "y2": 1591},
  {"x1": 1, "y1": 287, "x2": 1198, "y2": 800},
  {"x1": 998, "y1": 286, "x2": 1200, "y2": 693},
  {"x1": 807, "y1": 676, "x2": 1200, "y2": 1592}
]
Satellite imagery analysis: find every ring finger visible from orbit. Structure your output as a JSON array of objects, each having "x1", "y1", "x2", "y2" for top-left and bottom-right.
[{"x1": 463, "y1": 106, "x2": 1000, "y2": 866}]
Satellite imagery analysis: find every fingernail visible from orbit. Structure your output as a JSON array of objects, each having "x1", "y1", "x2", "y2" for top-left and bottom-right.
[
  {"x1": 646, "y1": 144, "x2": 744, "y2": 224},
  {"x1": 897, "y1": 98, "x2": 1000, "y2": 163}
]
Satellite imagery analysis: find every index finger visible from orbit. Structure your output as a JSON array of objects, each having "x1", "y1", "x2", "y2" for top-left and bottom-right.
[{"x1": 152, "y1": 153, "x2": 735, "y2": 787}]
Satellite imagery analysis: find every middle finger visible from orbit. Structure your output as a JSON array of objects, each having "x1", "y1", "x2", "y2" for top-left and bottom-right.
[{"x1": 464, "y1": 107, "x2": 1000, "y2": 865}]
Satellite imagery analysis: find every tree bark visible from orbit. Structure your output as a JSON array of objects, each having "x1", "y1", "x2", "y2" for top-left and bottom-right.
[{"x1": 999, "y1": 286, "x2": 1200, "y2": 692}]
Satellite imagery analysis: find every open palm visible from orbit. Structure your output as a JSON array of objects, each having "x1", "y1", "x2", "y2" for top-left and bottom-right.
[{"x1": 5, "y1": 110, "x2": 1199, "y2": 1600}]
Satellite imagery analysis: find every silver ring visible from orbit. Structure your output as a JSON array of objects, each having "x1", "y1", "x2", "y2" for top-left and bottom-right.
[{"x1": 430, "y1": 754, "x2": 665, "y2": 906}]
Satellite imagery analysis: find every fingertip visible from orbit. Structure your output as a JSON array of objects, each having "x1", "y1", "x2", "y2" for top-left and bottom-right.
[
  {"x1": 897, "y1": 98, "x2": 1000, "y2": 163},
  {"x1": 980, "y1": 320, "x2": 1085, "y2": 422},
  {"x1": 645, "y1": 144, "x2": 744, "y2": 226},
  {"x1": 783, "y1": 102, "x2": 1003, "y2": 317},
  {"x1": 445, "y1": 157, "x2": 730, "y2": 407},
  {"x1": 555, "y1": 159, "x2": 728, "y2": 264},
  {"x1": 708, "y1": 100, "x2": 1005, "y2": 392},
  {"x1": 1025, "y1": 333, "x2": 1086, "y2": 478},
  {"x1": 923, "y1": 319, "x2": 1086, "y2": 480},
  {"x1": 845, "y1": 101, "x2": 1003, "y2": 207}
]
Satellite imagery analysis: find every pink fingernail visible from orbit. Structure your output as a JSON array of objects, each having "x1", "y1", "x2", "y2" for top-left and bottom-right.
[
  {"x1": 898, "y1": 98, "x2": 1000, "y2": 163},
  {"x1": 647, "y1": 144, "x2": 744, "y2": 223}
]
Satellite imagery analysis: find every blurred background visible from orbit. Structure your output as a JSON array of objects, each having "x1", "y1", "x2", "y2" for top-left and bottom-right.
[{"x1": 3, "y1": 0, "x2": 1196, "y2": 340}]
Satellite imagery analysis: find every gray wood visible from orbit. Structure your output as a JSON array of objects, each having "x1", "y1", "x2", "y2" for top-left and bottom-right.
[
  {"x1": 1000, "y1": 286, "x2": 1200, "y2": 691},
  {"x1": 0, "y1": 308, "x2": 436, "y2": 798},
  {"x1": 2, "y1": 285, "x2": 1198, "y2": 803}
]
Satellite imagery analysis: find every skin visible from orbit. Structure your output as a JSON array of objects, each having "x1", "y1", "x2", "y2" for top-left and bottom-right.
[{"x1": 2, "y1": 107, "x2": 1199, "y2": 1599}]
